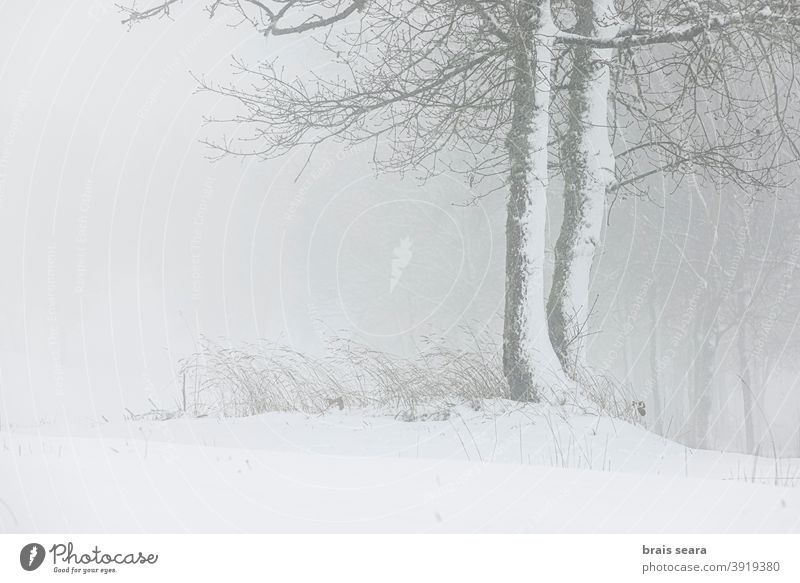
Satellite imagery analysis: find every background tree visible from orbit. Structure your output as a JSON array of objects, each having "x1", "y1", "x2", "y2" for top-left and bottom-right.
[
  {"x1": 546, "y1": 0, "x2": 800, "y2": 380},
  {"x1": 592, "y1": 175, "x2": 800, "y2": 451}
]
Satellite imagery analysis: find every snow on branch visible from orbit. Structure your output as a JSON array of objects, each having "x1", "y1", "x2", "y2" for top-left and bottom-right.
[
  {"x1": 120, "y1": 0, "x2": 366, "y2": 37},
  {"x1": 557, "y1": 4, "x2": 800, "y2": 48}
]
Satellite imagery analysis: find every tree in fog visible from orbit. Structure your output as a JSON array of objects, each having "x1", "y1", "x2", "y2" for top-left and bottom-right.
[
  {"x1": 121, "y1": 0, "x2": 800, "y2": 402},
  {"x1": 547, "y1": 0, "x2": 800, "y2": 381},
  {"x1": 671, "y1": 187, "x2": 800, "y2": 451},
  {"x1": 594, "y1": 176, "x2": 800, "y2": 450},
  {"x1": 123, "y1": 0, "x2": 573, "y2": 399}
]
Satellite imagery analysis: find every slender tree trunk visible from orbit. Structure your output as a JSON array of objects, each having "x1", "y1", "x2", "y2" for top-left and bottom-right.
[
  {"x1": 504, "y1": 0, "x2": 569, "y2": 400},
  {"x1": 648, "y1": 298, "x2": 664, "y2": 434},
  {"x1": 737, "y1": 321, "x2": 755, "y2": 454},
  {"x1": 690, "y1": 301, "x2": 717, "y2": 449},
  {"x1": 547, "y1": 0, "x2": 618, "y2": 377}
]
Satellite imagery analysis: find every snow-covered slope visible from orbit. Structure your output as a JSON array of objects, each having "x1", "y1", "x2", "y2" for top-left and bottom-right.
[{"x1": 1, "y1": 404, "x2": 798, "y2": 532}]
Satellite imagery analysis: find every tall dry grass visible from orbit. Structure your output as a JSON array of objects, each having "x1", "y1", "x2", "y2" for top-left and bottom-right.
[
  {"x1": 176, "y1": 334, "x2": 506, "y2": 420},
  {"x1": 166, "y1": 332, "x2": 639, "y2": 423}
]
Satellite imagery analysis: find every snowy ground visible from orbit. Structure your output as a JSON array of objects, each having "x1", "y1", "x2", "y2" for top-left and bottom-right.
[{"x1": 1, "y1": 403, "x2": 799, "y2": 532}]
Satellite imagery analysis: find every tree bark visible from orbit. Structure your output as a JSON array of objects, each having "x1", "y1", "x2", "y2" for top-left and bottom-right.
[
  {"x1": 547, "y1": 0, "x2": 617, "y2": 377},
  {"x1": 504, "y1": 0, "x2": 569, "y2": 400}
]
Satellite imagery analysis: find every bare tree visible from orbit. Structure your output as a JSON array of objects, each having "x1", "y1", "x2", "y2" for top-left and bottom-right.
[
  {"x1": 122, "y1": 0, "x2": 571, "y2": 400},
  {"x1": 725, "y1": 195, "x2": 800, "y2": 453},
  {"x1": 546, "y1": 0, "x2": 800, "y2": 379},
  {"x1": 615, "y1": 180, "x2": 800, "y2": 450}
]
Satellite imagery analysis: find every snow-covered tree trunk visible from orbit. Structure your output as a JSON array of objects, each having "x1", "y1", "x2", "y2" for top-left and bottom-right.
[
  {"x1": 504, "y1": 0, "x2": 569, "y2": 401},
  {"x1": 547, "y1": 0, "x2": 618, "y2": 377}
]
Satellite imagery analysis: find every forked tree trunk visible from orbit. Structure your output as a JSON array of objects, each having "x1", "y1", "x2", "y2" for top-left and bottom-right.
[
  {"x1": 504, "y1": 0, "x2": 569, "y2": 401},
  {"x1": 547, "y1": 0, "x2": 618, "y2": 377}
]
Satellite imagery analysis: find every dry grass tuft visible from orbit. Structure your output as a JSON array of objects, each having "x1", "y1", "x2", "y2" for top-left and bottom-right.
[
  {"x1": 176, "y1": 334, "x2": 506, "y2": 420},
  {"x1": 161, "y1": 333, "x2": 637, "y2": 423}
]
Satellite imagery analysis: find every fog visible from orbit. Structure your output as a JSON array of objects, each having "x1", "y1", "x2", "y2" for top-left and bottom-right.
[
  {"x1": 1, "y1": 2, "x2": 798, "y2": 457},
  {"x1": 0, "y1": 3, "x2": 505, "y2": 425}
]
